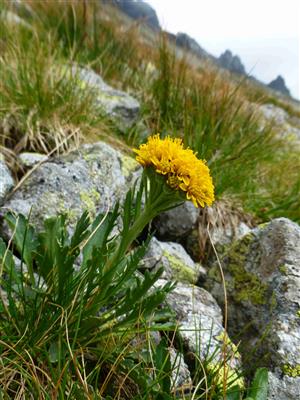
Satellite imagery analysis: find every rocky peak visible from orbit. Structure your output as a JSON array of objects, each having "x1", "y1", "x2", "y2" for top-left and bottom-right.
[
  {"x1": 267, "y1": 75, "x2": 291, "y2": 97},
  {"x1": 175, "y1": 32, "x2": 209, "y2": 59},
  {"x1": 218, "y1": 49, "x2": 246, "y2": 75},
  {"x1": 113, "y1": 0, "x2": 160, "y2": 30}
]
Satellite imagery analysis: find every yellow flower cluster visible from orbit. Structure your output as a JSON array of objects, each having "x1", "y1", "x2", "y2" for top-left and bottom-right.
[
  {"x1": 207, "y1": 362, "x2": 245, "y2": 391},
  {"x1": 134, "y1": 135, "x2": 215, "y2": 208}
]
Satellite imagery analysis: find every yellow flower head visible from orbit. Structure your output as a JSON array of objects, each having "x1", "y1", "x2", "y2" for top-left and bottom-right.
[{"x1": 134, "y1": 135, "x2": 215, "y2": 208}]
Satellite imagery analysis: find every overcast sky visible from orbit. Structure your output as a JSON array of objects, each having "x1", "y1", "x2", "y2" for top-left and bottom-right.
[{"x1": 147, "y1": 0, "x2": 300, "y2": 100}]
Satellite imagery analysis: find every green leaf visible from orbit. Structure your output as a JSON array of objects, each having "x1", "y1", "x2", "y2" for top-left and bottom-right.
[
  {"x1": 82, "y1": 204, "x2": 119, "y2": 265},
  {"x1": 70, "y1": 210, "x2": 90, "y2": 250},
  {"x1": 5, "y1": 212, "x2": 38, "y2": 283},
  {"x1": 155, "y1": 337, "x2": 171, "y2": 393},
  {"x1": 0, "y1": 238, "x2": 18, "y2": 281},
  {"x1": 35, "y1": 216, "x2": 63, "y2": 280},
  {"x1": 36, "y1": 216, "x2": 67, "y2": 285},
  {"x1": 48, "y1": 341, "x2": 59, "y2": 363},
  {"x1": 122, "y1": 188, "x2": 133, "y2": 234},
  {"x1": 225, "y1": 385, "x2": 242, "y2": 400},
  {"x1": 247, "y1": 368, "x2": 268, "y2": 400},
  {"x1": 155, "y1": 393, "x2": 173, "y2": 400}
]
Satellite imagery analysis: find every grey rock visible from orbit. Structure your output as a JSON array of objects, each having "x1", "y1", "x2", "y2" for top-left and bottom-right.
[
  {"x1": 0, "y1": 154, "x2": 14, "y2": 205},
  {"x1": 268, "y1": 75, "x2": 291, "y2": 97},
  {"x1": 218, "y1": 49, "x2": 246, "y2": 75},
  {"x1": 0, "y1": 10, "x2": 32, "y2": 29},
  {"x1": 0, "y1": 288, "x2": 8, "y2": 308},
  {"x1": 141, "y1": 237, "x2": 204, "y2": 284},
  {"x1": 154, "y1": 201, "x2": 199, "y2": 240},
  {"x1": 18, "y1": 152, "x2": 48, "y2": 168},
  {"x1": 10, "y1": 0, "x2": 34, "y2": 19},
  {"x1": 169, "y1": 347, "x2": 192, "y2": 392},
  {"x1": 268, "y1": 371, "x2": 300, "y2": 400},
  {"x1": 206, "y1": 218, "x2": 300, "y2": 394},
  {"x1": 113, "y1": 0, "x2": 160, "y2": 30},
  {"x1": 259, "y1": 103, "x2": 289, "y2": 126},
  {"x1": 71, "y1": 66, "x2": 140, "y2": 130},
  {"x1": 208, "y1": 221, "x2": 251, "y2": 248},
  {"x1": 1, "y1": 141, "x2": 140, "y2": 234},
  {"x1": 156, "y1": 280, "x2": 241, "y2": 372},
  {"x1": 258, "y1": 103, "x2": 300, "y2": 143},
  {"x1": 140, "y1": 237, "x2": 163, "y2": 270},
  {"x1": 185, "y1": 204, "x2": 252, "y2": 262},
  {"x1": 129, "y1": 330, "x2": 161, "y2": 353},
  {"x1": 129, "y1": 331, "x2": 192, "y2": 392}
]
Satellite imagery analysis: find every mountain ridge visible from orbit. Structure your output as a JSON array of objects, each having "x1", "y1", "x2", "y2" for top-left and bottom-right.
[{"x1": 112, "y1": 0, "x2": 294, "y2": 99}]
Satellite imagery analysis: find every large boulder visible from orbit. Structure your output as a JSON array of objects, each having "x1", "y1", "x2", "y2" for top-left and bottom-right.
[
  {"x1": 70, "y1": 66, "x2": 140, "y2": 130},
  {"x1": 1, "y1": 141, "x2": 140, "y2": 233},
  {"x1": 169, "y1": 348, "x2": 192, "y2": 393},
  {"x1": 185, "y1": 203, "x2": 252, "y2": 262},
  {"x1": 156, "y1": 280, "x2": 243, "y2": 390},
  {"x1": 153, "y1": 202, "x2": 199, "y2": 241},
  {"x1": 0, "y1": 154, "x2": 14, "y2": 205},
  {"x1": 258, "y1": 103, "x2": 300, "y2": 144},
  {"x1": 259, "y1": 103, "x2": 290, "y2": 126},
  {"x1": 206, "y1": 218, "x2": 300, "y2": 396},
  {"x1": 186, "y1": 220, "x2": 251, "y2": 263},
  {"x1": 18, "y1": 152, "x2": 48, "y2": 169},
  {"x1": 268, "y1": 371, "x2": 300, "y2": 399},
  {"x1": 0, "y1": 9, "x2": 32, "y2": 29}
]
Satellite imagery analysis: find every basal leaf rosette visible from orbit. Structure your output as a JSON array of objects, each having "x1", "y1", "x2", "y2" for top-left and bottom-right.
[{"x1": 134, "y1": 134, "x2": 215, "y2": 210}]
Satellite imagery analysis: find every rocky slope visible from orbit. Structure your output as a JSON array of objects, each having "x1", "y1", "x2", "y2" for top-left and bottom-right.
[
  {"x1": 111, "y1": 0, "x2": 294, "y2": 99},
  {"x1": 1, "y1": 70, "x2": 299, "y2": 398}
]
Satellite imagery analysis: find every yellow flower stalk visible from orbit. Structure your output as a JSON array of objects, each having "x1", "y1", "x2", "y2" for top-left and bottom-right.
[
  {"x1": 106, "y1": 135, "x2": 215, "y2": 269},
  {"x1": 134, "y1": 134, "x2": 215, "y2": 208}
]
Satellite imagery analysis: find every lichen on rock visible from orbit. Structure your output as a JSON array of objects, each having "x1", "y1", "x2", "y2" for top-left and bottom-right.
[
  {"x1": 161, "y1": 250, "x2": 198, "y2": 284},
  {"x1": 80, "y1": 189, "x2": 100, "y2": 218},
  {"x1": 205, "y1": 218, "x2": 300, "y2": 398},
  {"x1": 0, "y1": 141, "x2": 139, "y2": 237},
  {"x1": 141, "y1": 237, "x2": 203, "y2": 284}
]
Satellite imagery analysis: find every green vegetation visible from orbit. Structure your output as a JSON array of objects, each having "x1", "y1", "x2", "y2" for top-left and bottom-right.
[
  {"x1": 282, "y1": 363, "x2": 300, "y2": 378},
  {"x1": 0, "y1": 19, "x2": 107, "y2": 157},
  {"x1": 0, "y1": 179, "x2": 268, "y2": 398},
  {"x1": 143, "y1": 39, "x2": 299, "y2": 222},
  {"x1": 1, "y1": 0, "x2": 299, "y2": 221},
  {"x1": 0, "y1": 182, "x2": 174, "y2": 398}
]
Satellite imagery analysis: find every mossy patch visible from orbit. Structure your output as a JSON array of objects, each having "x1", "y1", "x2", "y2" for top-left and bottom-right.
[
  {"x1": 278, "y1": 264, "x2": 288, "y2": 275},
  {"x1": 207, "y1": 265, "x2": 222, "y2": 283},
  {"x1": 162, "y1": 250, "x2": 197, "y2": 284},
  {"x1": 228, "y1": 263, "x2": 268, "y2": 305},
  {"x1": 224, "y1": 233, "x2": 269, "y2": 305}
]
